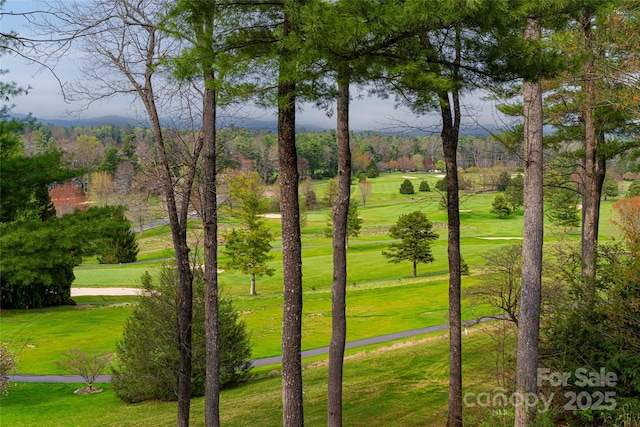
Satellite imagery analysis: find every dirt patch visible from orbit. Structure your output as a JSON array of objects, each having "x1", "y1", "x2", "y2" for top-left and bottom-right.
[
  {"x1": 260, "y1": 213, "x2": 282, "y2": 219},
  {"x1": 401, "y1": 176, "x2": 418, "y2": 179}
]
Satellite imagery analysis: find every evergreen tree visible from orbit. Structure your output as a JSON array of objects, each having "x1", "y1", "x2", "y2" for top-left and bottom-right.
[
  {"x1": 382, "y1": 211, "x2": 439, "y2": 277},
  {"x1": 490, "y1": 194, "x2": 512, "y2": 218},
  {"x1": 35, "y1": 183, "x2": 56, "y2": 221},
  {"x1": 96, "y1": 207, "x2": 139, "y2": 264},
  {"x1": 324, "y1": 199, "x2": 363, "y2": 250},
  {"x1": 504, "y1": 174, "x2": 524, "y2": 213},
  {"x1": 602, "y1": 172, "x2": 619, "y2": 200},
  {"x1": 366, "y1": 159, "x2": 379, "y2": 178},
  {"x1": 1, "y1": 206, "x2": 137, "y2": 308},
  {"x1": 399, "y1": 179, "x2": 415, "y2": 194},
  {"x1": 419, "y1": 180, "x2": 431, "y2": 192},
  {"x1": 112, "y1": 267, "x2": 252, "y2": 403}
]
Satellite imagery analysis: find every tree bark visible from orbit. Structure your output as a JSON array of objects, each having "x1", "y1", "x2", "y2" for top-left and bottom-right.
[
  {"x1": 441, "y1": 88, "x2": 463, "y2": 427},
  {"x1": 135, "y1": 32, "x2": 193, "y2": 427},
  {"x1": 279, "y1": 10, "x2": 304, "y2": 426},
  {"x1": 579, "y1": 12, "x2": 606, "y2": 304},
  {"x1": 250, "y1": 273, "x2": 256, "y2": 296},
  {"x1": 202, "y1": 73, "x2": 220, "y2": 427},
  {"x1": 328, "y1": 79, "x2": 351, "y2": 427},
  {"x1": 514, "y1": 18, "x2": 544, "y2": 427}
]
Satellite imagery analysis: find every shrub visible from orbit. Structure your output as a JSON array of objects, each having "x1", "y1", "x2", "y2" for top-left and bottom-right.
[
  {"x1": 112, "y1": 266, "x2": 252, "y2": 403},
  {"x1": 55, "y1": 349, "x2": 112, "y2": 392},
  {"x1": 490, "y1": 194, "x2": 512, "y2": 218},
  {"x1": 366, "y1": 159, "x2": 379, "y2": 178},
  {"x1": 0, "y1": 343, "x2": 17, "y2": 396},
  {"x1": 626, "y1": 181, "x2": 640, "y2": 198},
  {"x1": 419, "y1": 180, "x2": 430, "y2": 192},
  {"x1": 399, "y1": 179, "x2": 415, "y2": 194}
]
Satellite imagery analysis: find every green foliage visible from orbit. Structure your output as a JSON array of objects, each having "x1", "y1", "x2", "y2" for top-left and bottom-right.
[
  {"x1": 495, "y1": 171, "x2": 510, "y2": 191},
  {"x1": 419, "y1": 180, "x2": 430, "y2": 192},
  {"x1": 460, "y1": 256, "x2": 469, "y2": 276},
  {"x1": 0, "y1": 149, "x2": 78, "y2": 223},
  {"x1": 222, "y1": 225, "x2": 275, "y2": 287},
  {"x1": 541, "y1": 242, "x2": 640, "y2": 425},
  {"x1": 366, "y1": 159, "x2": 379, "y2": 178},
  {"x1": 626, "y1": 181, "x2": 640, "y2": 198},
  {"x1": 224, "y1": 172, "x2": 275, "y2": 293},
  {"x1": 100, "y1": 145, "x2": 120, "y2": 175},
  {"x1": 435, "y1": 178, "x2": 447, "y2": 192},
  {"x1": 490, "y1": 194, "x2": 512, "y2": 218},
  {"x1": 602, "y1": 172, "x2": 619, "y2": 200},
  {"x1": 504, "y1": 174, "x2": 524, "y2": 213},
  {"x1": 382, "y1": 211, "x2": 439, "y2": 277},
  {"x1": 111, "y1": 267, "x2": 252, "y2": 403},
  {"x1": 97, "y1": 207, "x2": 139, "y2": 264},
  {"x1": 0, "y1": 206, "x2": 137, "y2": 308},
  {"x1": 399, "y1": 179, "x2": 415, "y2": 194},
  {"x1": 35, "y1": 183, "x2": 56, "y2": 221},
  {"x1": 324, "y1": 199, "x2": 364, "y2": 246},
  {"x1": 544, "y1": 167, "x2": 580, "y2": 227},
  {"x1": 324, "y1": 178, "x2": 339, "y2": 206}
]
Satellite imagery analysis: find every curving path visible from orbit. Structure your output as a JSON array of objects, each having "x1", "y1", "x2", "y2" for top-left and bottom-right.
[{"x1": 9, "y1": 316, "x2": 500, "y2": 383}]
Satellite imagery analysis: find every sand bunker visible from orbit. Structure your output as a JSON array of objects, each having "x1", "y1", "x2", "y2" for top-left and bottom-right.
[{"x1": 71, "y1": 287, "x2": 141, "y2": 296}]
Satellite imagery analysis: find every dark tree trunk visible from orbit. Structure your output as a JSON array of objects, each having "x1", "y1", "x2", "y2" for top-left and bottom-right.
[
  {"x1": 146, "y1": 97, "x2": 193, "y2": 427},
  {"x1": 442, "y1": 25, "x2": 463, "y2": 427},
  {"x1": 202, "y1": 76, "x2": 220, "y2": 427},
  {"x1": 328, "y1": 79, "x2": 351, "y2": 427},
  {"x1": 515, "y1": 18, "x2": 544, "y2": 427},
  {"x1": 579, "y1": 12, "x2": 606, "y2": 304},
  {"x1": 441, "y1": 89, "x2": 463, "y2": 427},
  {"x1": 279, "y1": 11, "x2": 304, "y2": 427}
]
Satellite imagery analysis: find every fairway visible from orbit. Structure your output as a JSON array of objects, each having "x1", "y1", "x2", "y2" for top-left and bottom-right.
[{"x1": 0, "y1": 172, "x2": 628, "y2": 426}]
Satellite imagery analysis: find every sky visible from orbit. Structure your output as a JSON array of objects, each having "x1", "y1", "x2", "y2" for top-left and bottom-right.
[{"x1": 2, "y1": 1, "x2": 504, "y2": 133}]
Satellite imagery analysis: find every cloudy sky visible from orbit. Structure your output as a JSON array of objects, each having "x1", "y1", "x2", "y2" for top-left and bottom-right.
[{"x1": 2, "y1": 0, "x2": 505, "y2": 132}]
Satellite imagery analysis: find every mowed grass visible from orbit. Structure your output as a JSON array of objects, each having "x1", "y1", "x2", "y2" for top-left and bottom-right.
[
  {"x1": 3, "y1": 275, "x2": 492, "y2": 373},
  {"x1": 0, "y1": 327, "x2": 499, "y2": 427}
]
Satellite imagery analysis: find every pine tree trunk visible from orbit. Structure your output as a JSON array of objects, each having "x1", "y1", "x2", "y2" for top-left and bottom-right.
[
  {"x1": 442, "y1": 90, "x2": 463, "y2": 427},
  {"x1": 202, "y1": 74, "x2": 220, "y2": 427},
  {"x1": 514, "y1": 17, "x2": 544, "y2": 427},
  {"x1": 279, "y1": 11, "x2": 304, "y2": 426},
  {"x1": 328, "y1": 79, "x2": 350, "y2": 427},
  {"x1": 579, "y1": 12, "x2": 605, "y2": 304}
]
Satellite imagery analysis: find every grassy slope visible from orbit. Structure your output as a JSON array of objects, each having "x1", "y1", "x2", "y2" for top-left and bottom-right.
[{"x1": 1, "y1": 328, "x2": 497, "y2": 427}]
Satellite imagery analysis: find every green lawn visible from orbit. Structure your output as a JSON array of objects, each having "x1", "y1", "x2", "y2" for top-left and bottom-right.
[
  {"x1": 0, "y1": 171, "x2": 629, "y2": 425},
  {"x1": 1, "y1": 327, "x2": 503, "y2": 427}
]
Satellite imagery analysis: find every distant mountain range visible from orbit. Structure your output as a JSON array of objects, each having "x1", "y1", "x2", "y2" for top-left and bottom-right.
[{"x1": 15, "y1": 113, "x2": 495, "y2": 136}]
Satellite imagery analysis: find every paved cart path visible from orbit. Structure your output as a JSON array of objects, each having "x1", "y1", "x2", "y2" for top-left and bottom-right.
[{"x1": 9, "y1": 316, "x2": 500, "y2": 383}]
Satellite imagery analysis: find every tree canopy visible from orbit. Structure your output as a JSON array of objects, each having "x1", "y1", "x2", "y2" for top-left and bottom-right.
[{"x1": 382, "y1": 211, "x2": 439, "y2": 277}]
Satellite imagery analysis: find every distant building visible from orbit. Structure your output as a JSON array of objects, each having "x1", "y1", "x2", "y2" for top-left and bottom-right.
[{"x1": 49, "y1": 179, "x2": 90, "y2": 216}]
